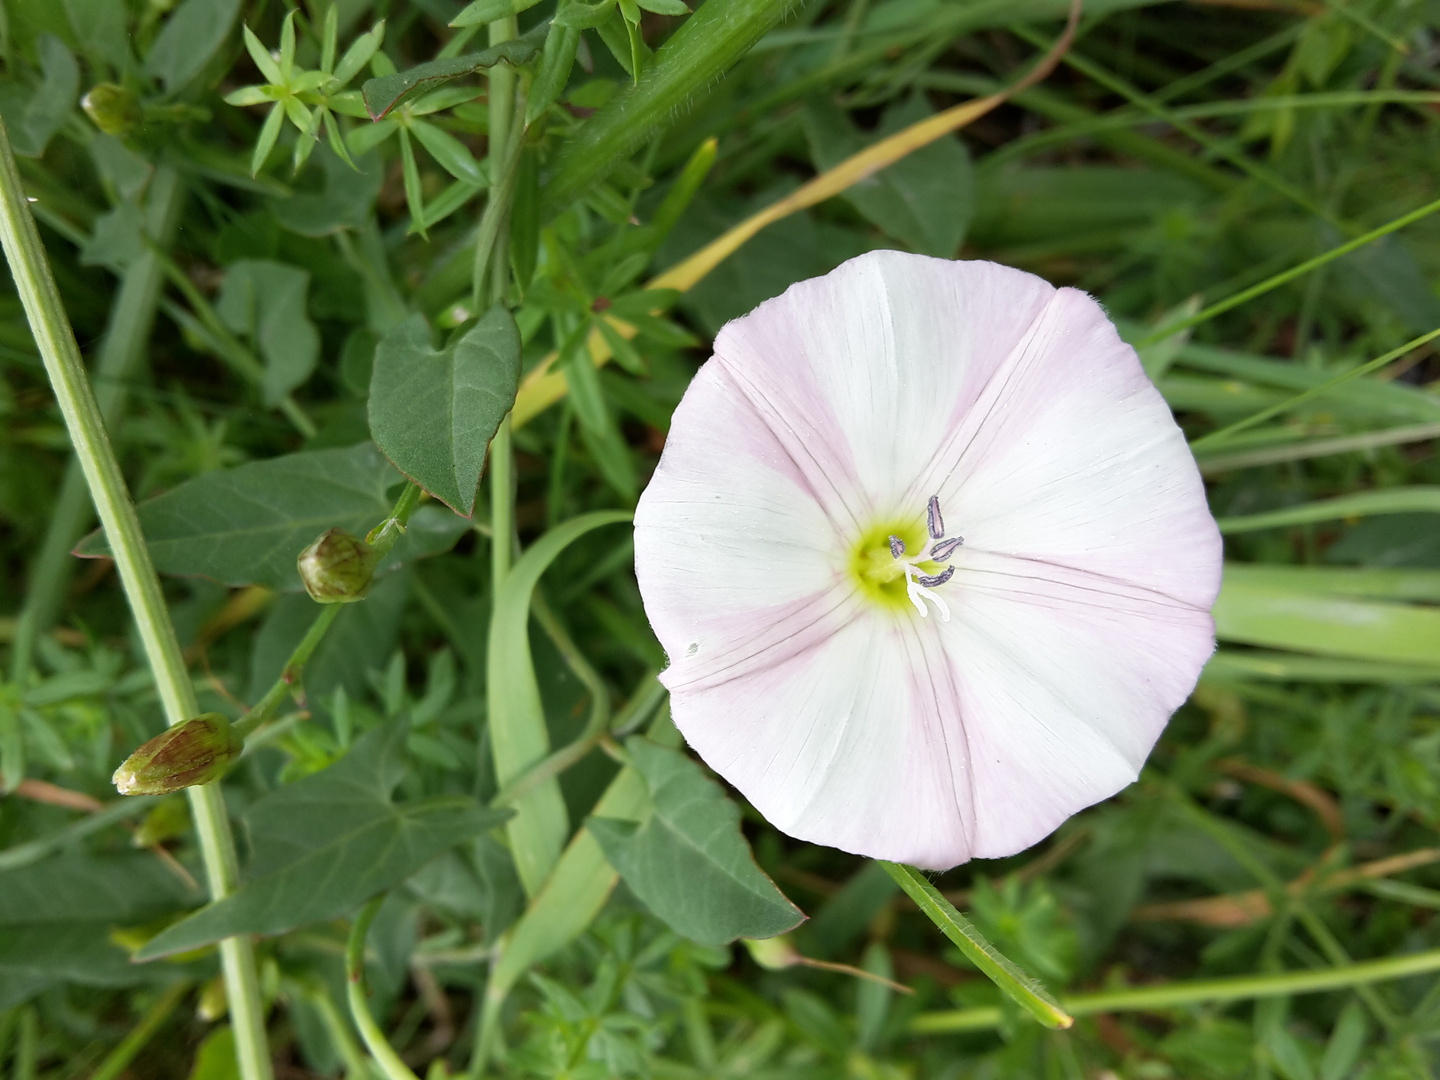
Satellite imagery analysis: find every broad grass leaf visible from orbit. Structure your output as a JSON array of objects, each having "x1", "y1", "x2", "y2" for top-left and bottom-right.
[
  {"x1": 367, "y1": 310, "x2": 521, "y2": 516},
  {"x1": 360, "y1": 27, "x2": 545, "y2": 119},
  {"x1": 136, "y1": 722, "x2": 510, "y2": 959},
  {"x1": 805, "y1": 94, "x2": 973, "y2": 258},
  {"x1": 144, "y1": 0, "x2": 241, "y2": 92},
  {"x1": 76, "y1": 444, "x2": 467, "y2": 591},
  {"x1": 1176, "y1": 343, "x2": 1440, "y2": 425},
  {"x1": 489, "y1": 511, "x2": 630, "y2": 895},
  {"x1": 216, "y1": 260, "x2": 320, "y2": 406},
  {"x1": 487, "y1": 713, "x2": 683, "y2": 1000},
  {"x1": 587, "y1": 738, "x2": 803, "y2": 945},
  {"x1": 1214, "y1": 563, "x2": 1440, "y2": 665}
]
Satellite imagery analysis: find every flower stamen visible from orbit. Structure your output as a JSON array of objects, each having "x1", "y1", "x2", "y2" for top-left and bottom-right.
[
  {"x1": 889, "y1": 535, "x2": 906, "y2": 559},
  {"x1": 931, "y1": 536, "x2": 965, "y2": 560},
  {"x1": 927, "y1": 495, "x2": 944, "y2": 540}
]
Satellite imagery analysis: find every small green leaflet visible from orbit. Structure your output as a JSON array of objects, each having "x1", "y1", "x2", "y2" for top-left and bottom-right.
[
  {"x1": 361, "y1": 25, "x2": 546, "y2": 119},
  {"x1": 368, "y1": 310, "x2": 522, "y2": 516},
  {"x1": 588, "y1": 738, "x2": 804, "y2": 945},
  {"x1": 75, "y1": 443, "x2": 469, "y2": 592},
  {"x1": 137, "y1": 722, "x2": 511, "y2": 959}
]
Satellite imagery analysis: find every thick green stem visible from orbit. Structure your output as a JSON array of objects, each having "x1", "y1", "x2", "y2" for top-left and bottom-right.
[
  {"x1": 10, "y1": 167, "x2": 184, "y2": 682},
  {"x1": 0, "y1": 117, "x2": 274, "y2": 1080},
  {"x1": 347, "y1": 895, "x2": 421, "y2": 1080}
]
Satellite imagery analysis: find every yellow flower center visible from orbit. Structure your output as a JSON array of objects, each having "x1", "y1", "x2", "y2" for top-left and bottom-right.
[{"x1": 848, "y1": 519, "x2": 944, "y2": 611}]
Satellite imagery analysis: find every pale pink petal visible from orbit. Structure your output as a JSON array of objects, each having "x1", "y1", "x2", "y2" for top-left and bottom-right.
[
  {"x1": 635, "y1": 253, "x2": 1221, "y2": 870},
  {"x1": 634, "y1": 359, "x2": 850, "y2": 684},
  {"x1": 913, "y1": 286, "x2": 1221, "y2": 609},
  {"x1": 939, "y1": 552, "x2": 1216, "y2": 859},
  {"x1": 713, "y1": 250, "x2": 1055, "y2": 521},
  {"x1": 667, "y1": 612, "x2": 979, "y2": 870}
]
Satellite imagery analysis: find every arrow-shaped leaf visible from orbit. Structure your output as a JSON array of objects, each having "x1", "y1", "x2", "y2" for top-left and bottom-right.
[
  {"x1": 588, "y1": 738, "x2": 804, "y2": 945},
  {"x1": 76, "y1": 443, "x2": 468, "y2": 591},
  {"x1": 367, "y1": 309, "x2": 521, "y2": 516}
]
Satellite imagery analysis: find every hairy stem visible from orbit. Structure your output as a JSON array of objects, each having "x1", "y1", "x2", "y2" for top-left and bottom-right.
[{"x1": 0, "y1": 117, "x2": 273, "y2": 1080}]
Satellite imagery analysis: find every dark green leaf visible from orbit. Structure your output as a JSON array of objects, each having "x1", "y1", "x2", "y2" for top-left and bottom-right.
[
  {"x1": 0, "y1": 35, "x2": 79, "y2": 158},
  {"x1": 367, "y1": 310, "x2": 521, "y2": 516},
  {"x1": 0, "y1": 855, "x2": 199, "y2": 1006},
  {"x1": 136, "y1": 722, "x2": 511, "y2": 959},
  {"x1": 361, "y1": 25, "x2": 546, "y2": 120},
  {"x1": 806, "y1": 94, "x2": 973, "y2": 258},
  {"x1": 587, "y1": 738, "x2": 804, "y2": 945},
  {"x1": 272, "y1": 146, "x2": 385, "y2": 237},
  {"x1": 451, "y1": 0, "x2": 544, "y2": 27},
  {"x1": 76, "y1": 443, "x2": 469, "y2": 591},
  {"x1": 144, "y1": 0, "x2": 241, "y2": 92},
  {"x1": 64, "y1": 0, "x2": 131, "y2": 69},
  {"x1": 215, "y1": 259, "x2": 320, "y2": 405}
]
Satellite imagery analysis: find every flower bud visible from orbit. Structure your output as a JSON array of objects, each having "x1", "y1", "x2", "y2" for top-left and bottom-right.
[
  {"x1": 81, "y1": 84, "x2": 143, "y2": 136},
  {"x1": 112, "y1": 713, "x2": 242, "y2": 795},
  {"x1": 297, "y1": 528, "x2": 379, "y2": 603}
]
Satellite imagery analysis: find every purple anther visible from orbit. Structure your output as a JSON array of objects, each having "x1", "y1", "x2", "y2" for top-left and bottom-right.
[
  {"x1": 915, "y1": 566, "x2": 955, "y2": 589},
  {"x1": 888, "y1": 535, "x2": 905, "y2": 559},
  {"x1": 927, "y1": 495, "x2": 944, "y2": 540},
  {"x1": 931, "y1": 536, "x2": 964, "y2": 560}
]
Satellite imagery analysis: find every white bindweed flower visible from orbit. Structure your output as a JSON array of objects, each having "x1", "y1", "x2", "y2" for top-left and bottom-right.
[{"x1": 633, "y1": 251, "x2": 1222, "y2": 870}]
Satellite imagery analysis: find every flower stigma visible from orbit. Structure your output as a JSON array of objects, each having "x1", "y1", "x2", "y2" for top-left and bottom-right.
[{"x1": 847, "y1": 496, "x2": 963, "y2": 620}]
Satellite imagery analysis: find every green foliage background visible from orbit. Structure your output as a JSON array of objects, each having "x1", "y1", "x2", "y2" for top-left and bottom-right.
[{"x1": 1, "y1": 0, "x2": 1440, "y2": 1076}]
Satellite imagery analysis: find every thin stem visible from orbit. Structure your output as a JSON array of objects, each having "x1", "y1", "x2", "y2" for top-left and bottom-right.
[
  {"x1": 89, "y1": 981, "x2": 192, "y2": 1080},
  {"x1": 1136, "y1": 197, "x2": 1440, "y2": 349},
  {"x1": 910, "y1": 946, "x2": 1440, "y2": 1034},
  {"x1": 347, "y1": 895, "x2": 422, "y2": 1080},
  {"x1": 879, "y1": 861, "x2": 1073, "y2": 1029},
  {"x1": 1190, "y1": 325, "x2": 1440, "y2": 451},
  {"x1": 154, "y1": 252, "x2": 317, "y2": 438},
  {"x1": 233, "y1": 605, "x2": 341, "y2": 740},
  {"x1": 10, "y1": 167, "x2": 184, "y2": 683},
  {"x1": 234, "y1": 481, "x2": 423, "y2": 740},
  {"x1": 470, "y1": 88, "x2": 529, "y2": 315},
  {"x1": 294, "y1": 978, "x2": 373, "y2": 1080},
  {"x1": 0, "y1": 117, "x2": 273, "y2": 1080}
]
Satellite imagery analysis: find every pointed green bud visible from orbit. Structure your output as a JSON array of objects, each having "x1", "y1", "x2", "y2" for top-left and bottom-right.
[
  {"x1": 81, "y1": 84, "x2": 143, "y2": 136},
  {"x1": 297, "y1": 528, "x2": 379, "y2": 603},
  {"x1": 112, "y1": 713, "x2": 243, "y2": 795}
]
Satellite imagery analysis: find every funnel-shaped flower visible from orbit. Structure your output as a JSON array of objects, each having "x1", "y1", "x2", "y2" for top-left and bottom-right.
[{"x1": 634, "y1": 252, "x2": 1221, "y2": 870}]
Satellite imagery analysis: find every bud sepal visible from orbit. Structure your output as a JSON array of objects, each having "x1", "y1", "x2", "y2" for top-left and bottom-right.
[
  {"x1": 112, "y1": 713, "x2": 243, "y2": 796},
  {"x1": 81, "y1": 84, "x2": 143, "y2": 136},
  {"x1": 297, "y1": 528, "x2": 379, "y2": 603}
]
